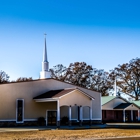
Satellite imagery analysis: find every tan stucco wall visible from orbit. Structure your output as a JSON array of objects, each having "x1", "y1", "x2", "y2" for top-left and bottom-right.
[
  {"x1": 0, "y1": 79, "x2": 101, "y2": 120},
  {"x1": 124, "y1": 105, "x2": 139, "y2": 110},
  {"x1": 59, "y1": 90, "x2": 91, "y2": 107}
]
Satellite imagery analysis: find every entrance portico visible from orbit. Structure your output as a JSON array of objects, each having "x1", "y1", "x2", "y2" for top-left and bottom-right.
[
  {"x1": 114, "y1": 103, "x2": 139, "y2": 122},
  {"x1": 33, "y1": 88, "x2": 94, "y2": 126}
]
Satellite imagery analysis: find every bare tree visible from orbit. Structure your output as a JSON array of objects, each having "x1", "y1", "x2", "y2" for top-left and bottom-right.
[
  {"x1": 16, "y1": 77, "x2": 33, "y2": 82},
  {"x1": 0, "y1": 70, "x2": 9, "y2": 83},
  {"x1": 50, "y1": 64, "x2": 68, "y2": 81},
  {"x1": 110, "y1": 58, "x2": 140, "y2": 100},
  {"x1": 90, "y1": 69, "x2": 113, "y2": 96}
]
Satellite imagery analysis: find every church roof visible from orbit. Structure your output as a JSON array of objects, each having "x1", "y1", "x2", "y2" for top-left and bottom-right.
[
  {"x1": 33, "y1": 88, "x2": 75, "y2": 99},
  {"x1": 0, "y1": 78, "x2": 100, "y2": 95},
  {"x1": 101, "y1": 96, "x2": 116, "y2": 105},
  {"x1": 114, "y1": 103, "x2": 132, "y2": 109},
  {"x1": 132, "y1": 100, "x2": 140, "y2": 107},
  {"x1": 33, "y1": 88, "x2": 94, "y2": 100}
]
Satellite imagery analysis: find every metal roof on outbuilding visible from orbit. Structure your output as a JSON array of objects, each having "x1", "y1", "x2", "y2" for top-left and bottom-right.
[
  {"x1": 132, "y1": 100, "x2": 140, "y2": 107},
  {"x1": 101, "y1": 96, "x2": 116, "y2": 105}
]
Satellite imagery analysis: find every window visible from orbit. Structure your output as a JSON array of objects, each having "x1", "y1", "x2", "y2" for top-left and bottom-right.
[{"x1": 16, "y1": 99, "x2": 24, "y2": 123}]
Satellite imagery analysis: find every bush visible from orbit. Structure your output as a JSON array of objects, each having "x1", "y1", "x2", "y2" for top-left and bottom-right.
[
  {"x1": 37, "y1": 117, "x2": 45, "y2": 126},
  {"x1": 61, "y1": 116, "x2": 69, "y2": 125}
]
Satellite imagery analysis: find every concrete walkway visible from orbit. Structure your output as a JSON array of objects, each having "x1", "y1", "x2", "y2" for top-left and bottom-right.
[
  {"x1": 0, "y1": 123, "x2": 140, "y2": 132},
  {"x1": 106, "y1": 123, "x2": 140, "y2": 128}
]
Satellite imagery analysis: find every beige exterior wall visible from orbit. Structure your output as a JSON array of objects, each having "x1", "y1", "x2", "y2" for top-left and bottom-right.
[
  {"x1": 59, "y1": 90, "x2": 91, "y2": 107},
  {"x1": 0, "y1": 79, "x2": 101, "y2": 121},
  {"x1": 102, "y1": 98, "x2": 126, "y2": 110},
  {"x1": 125, "y1": 105, "x2": 139, "y2": 110}
]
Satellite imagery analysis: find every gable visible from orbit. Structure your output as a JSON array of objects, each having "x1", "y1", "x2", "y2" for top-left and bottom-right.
[
  {"x1": 59, "y1": 89, "x2": 92, "y2": 107},
  {"x1": 114, "y1": 103, "x2": 139, "y2": 110},
  {"x1": 102, "y1": 97, "x2": 127, "y2": 110},
  {"x1": 102, "y1": 96, "x2": 116, "y2": 105}
]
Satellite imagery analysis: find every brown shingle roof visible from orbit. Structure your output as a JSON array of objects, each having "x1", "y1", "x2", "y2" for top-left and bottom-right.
[
  {"x1": 33, "y1": 89, "x2": 75, "y2": 99},
  {"x1": 33, "y1": 88, "x2": 94, "y2": 100}
]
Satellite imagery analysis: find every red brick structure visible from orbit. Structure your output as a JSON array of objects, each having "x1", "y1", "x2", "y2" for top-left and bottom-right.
[{"x1": 102, "y1": 96, "x2": 140, "y2": 123}]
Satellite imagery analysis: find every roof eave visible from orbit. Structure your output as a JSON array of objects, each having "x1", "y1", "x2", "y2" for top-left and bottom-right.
[{"x1": 34, "y1": 98, "x2": 58, "y2": 102}]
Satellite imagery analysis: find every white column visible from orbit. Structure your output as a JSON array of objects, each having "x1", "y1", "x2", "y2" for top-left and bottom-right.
[
  {"x1": 46, "y1": 111, "x2": 48, "y2": 126},
  {"x1": 90, "y1": 100, "x2": 92, "y2": 120},
  {"x1": 80, "y1": 106, "x2": 83, "y2": 121},
  {"x1": 69, "y1": 106, "x2": 71, "y2": 121},
  {"x1": 90, "y1": 107, "x2": 92, "y2": 120},
  {"x1": 123, "y1": 110, "x2": 125, "y2": 122},
  {"x1": 131, "y1": 110, "x2": 133, "y2": 122},
  {"x1": 138, "y1": 110, "x2": 140, "y2": 121},
  {"x1": 57, "y1": 100, "x2": 60, "y2": 126}
]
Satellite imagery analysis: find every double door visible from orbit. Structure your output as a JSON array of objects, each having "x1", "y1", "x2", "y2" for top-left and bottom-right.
[{"x1": 47, "y1": 111, "x2": 57, "y2": 126}]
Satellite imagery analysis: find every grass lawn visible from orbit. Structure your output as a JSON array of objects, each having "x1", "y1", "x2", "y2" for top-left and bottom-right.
[{"x1": 1, "y1": 129, "x2": 140, "y2": 140}]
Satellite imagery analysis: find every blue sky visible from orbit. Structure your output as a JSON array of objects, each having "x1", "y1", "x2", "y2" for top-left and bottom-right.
[{"x1": 0, "y1": 0, "x2": 140, "y2": 80}]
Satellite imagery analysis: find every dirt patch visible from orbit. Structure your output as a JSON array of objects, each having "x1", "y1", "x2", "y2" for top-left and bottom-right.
[{"x1": 0, "y1": 129, "x2": 140, "y2": 140}]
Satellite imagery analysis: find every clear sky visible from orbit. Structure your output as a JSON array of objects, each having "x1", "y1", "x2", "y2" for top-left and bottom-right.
[{"x1": 0, "y1": 0, "x2": 140, "y2": 81}]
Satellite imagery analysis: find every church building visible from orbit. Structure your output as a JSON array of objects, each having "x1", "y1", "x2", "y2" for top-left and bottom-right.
[{"x1": 0, "y1": 36, "x2": 102, "y2": 127}]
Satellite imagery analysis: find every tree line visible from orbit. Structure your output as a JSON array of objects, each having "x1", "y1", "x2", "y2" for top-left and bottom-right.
[
  {"x1": 0, "y1": 58, "x2": 140, "y2": 100},
  {"x1": 50, "y1": 58, "x2": 140, "y2": 100}
]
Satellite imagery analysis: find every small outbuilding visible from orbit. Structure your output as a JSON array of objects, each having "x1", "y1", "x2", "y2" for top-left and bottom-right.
[{"x1": 102, "y1": 96, "x2": 140, "y2": 122}]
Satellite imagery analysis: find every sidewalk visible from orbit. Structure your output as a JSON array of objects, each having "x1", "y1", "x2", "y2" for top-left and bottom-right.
[{"x1": 0, "y1": 123, "x2": 140, "y2": 132}]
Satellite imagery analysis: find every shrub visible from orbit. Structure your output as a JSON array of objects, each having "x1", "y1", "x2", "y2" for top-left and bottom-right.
[
  {"x1": 61, "y1": 116, "x2": 69, "y2": 125},
  {"x1": 37, "y1": 117, "x2": 45, "y2": 126}
]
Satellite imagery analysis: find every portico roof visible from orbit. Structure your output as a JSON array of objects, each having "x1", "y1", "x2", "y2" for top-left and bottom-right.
[
  {"x1": 33, "y1": 89, "x2": 74, "y2": 99},
  {"x1": 33, "y1": 88, "x2": 94, "y2": 101},
  {"x1": 114, "y1": 103, "x2": 132, "y2": 109}
]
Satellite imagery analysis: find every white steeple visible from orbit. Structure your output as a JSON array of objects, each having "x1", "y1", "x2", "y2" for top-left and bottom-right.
[
  {"x1": 40, "y1": 34, "x2": 51, "y2": 79},
  {"x1": 114, "y1": 77, "x2": 117, "y2": 96}
]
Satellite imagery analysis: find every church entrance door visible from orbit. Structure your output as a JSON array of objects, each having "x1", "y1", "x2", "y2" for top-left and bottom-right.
[{"x1": 47, "y1": 111, "x2": 57, "y2": 126}]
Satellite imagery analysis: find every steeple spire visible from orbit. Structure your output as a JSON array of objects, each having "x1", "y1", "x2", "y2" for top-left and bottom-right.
[
  {"x1": 40, "y1": 34, "x2": 51, "y2": 79},
  {"x1": 43, "y1": 33, "x2": 48, "y2": 62},
  {"x1": 114, "y1": 77, "x2": 117, "y2": 96}
]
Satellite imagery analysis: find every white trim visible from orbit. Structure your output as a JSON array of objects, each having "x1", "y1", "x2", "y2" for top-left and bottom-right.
[
  {"x1": 80, "y1": 106, "x2": 83, "y2": 121},
  {"x1": 90, "y1": 99, "x2": 93, "y2": 120},
  {"x1": 34, "y1": 98, "x2": 58, "y2": 102},
  {"x1": 24, "y1": 119, "x2": 37, "y2": 121},
  {"x1": 91, "y1": 118, "x2": 102, "y2": 120},
  {"x1": 82, "y1": 118, "x2": 90, "y2": 120},
  {"x1": 0, "y1": 119, "x2": 16, "y2": 121},
  {"x1": 0, "y1": 119, "x2": 38, "y2": 121},
  {"x1": 16, "y1": 99, "x2": 24, "y2": 123},
  {"x1": 69, "y1": 106, "x2": 71, "y2": 121},
  {"x1": 46, "y1": 110, "x2": 57, "y2": 126},
  {"x1": 123, "y1": 109, "x2": 125, "y2": 122},
  {"x1": 100, "y1": 93, "x2": 102, "y2": 120},
  {"x1": 138, "y1": 110, "x2": 140, "y2": 121},
  {"x1": 71, "y1": 119, "x2": 78, "y2": 122},
  {"x1": 57, "y1": 100, "x2": 60, "y2": 121}
]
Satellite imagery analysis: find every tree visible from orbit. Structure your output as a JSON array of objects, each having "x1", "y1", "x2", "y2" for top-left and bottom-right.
[
  {"x1": 65, "y1": 62, "x2": 93, "y2": 87},
  {"x1": 110, "y1": 58, "x2": 140, "y2": 100},
  {"x1": 50, "y1": 64, "x2": 68, "y2": 81},
  {"x1": 90, "y1": 69, "x2": 113, "y2": 96},
  {"x1": 0, "y1": 70, "x2": 9, "y2": 83},
  {"x1": 16, "y1": 77, "x2": 33, "y2": 82},
  {"x1": 50, "y1": 62, "x2": 93, "y2": 88}
]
